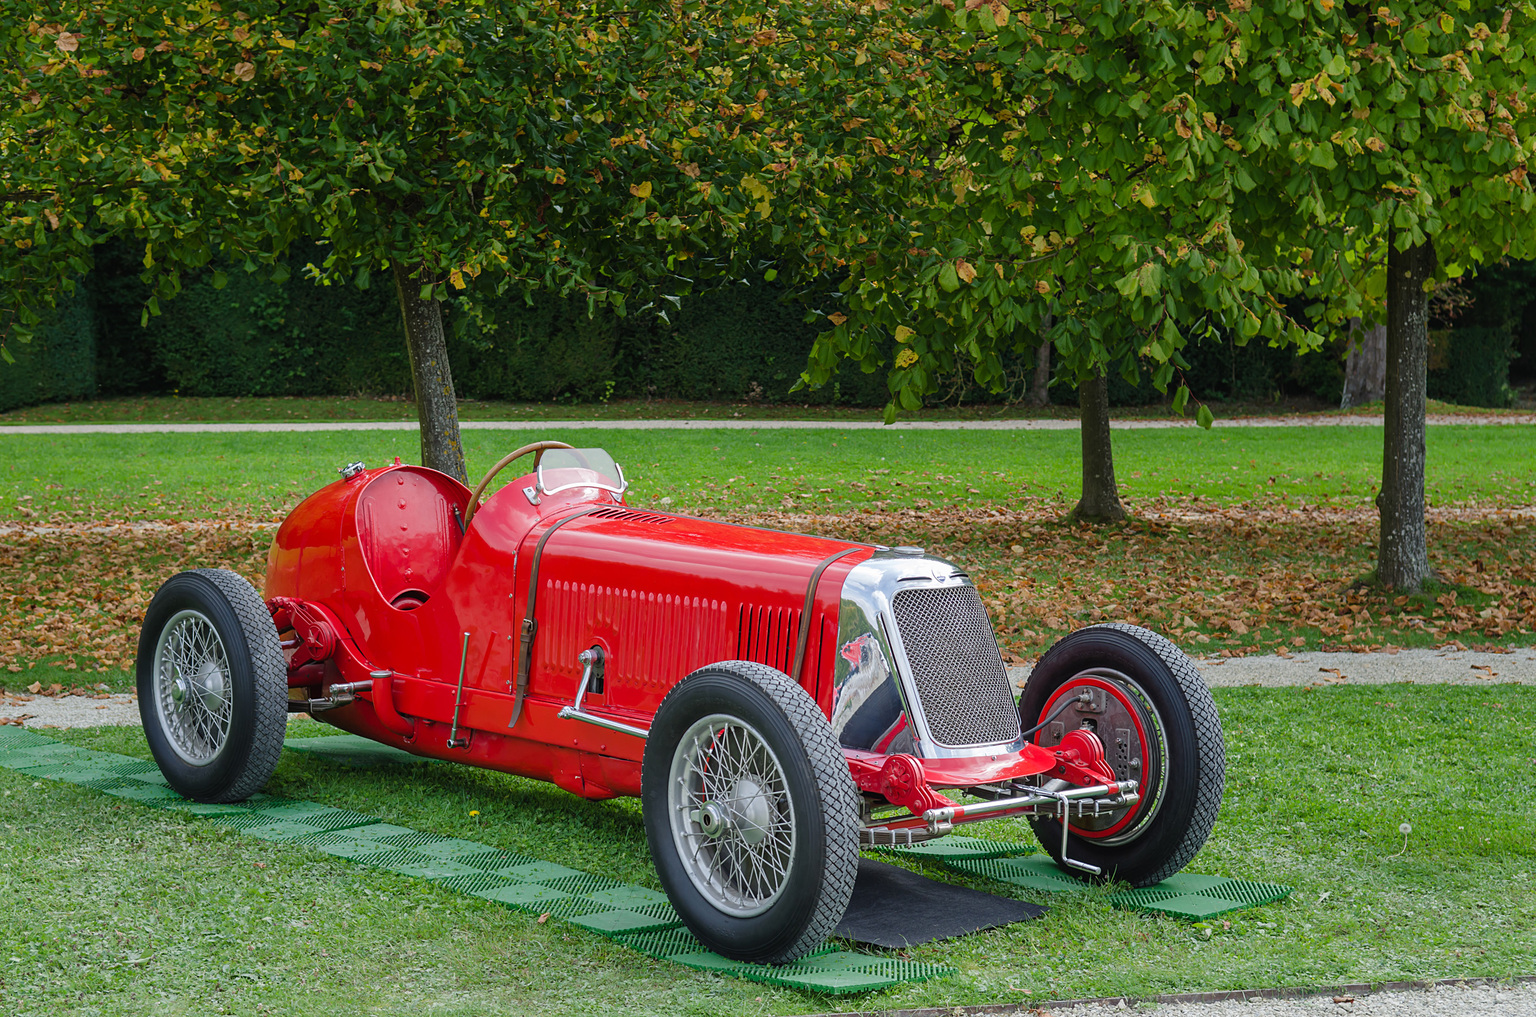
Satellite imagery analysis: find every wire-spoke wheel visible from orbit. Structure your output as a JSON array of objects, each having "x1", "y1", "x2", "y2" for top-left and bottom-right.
[
  {"x1": 152, "y1": 610, "x2": 235, "y2": 764},
  {"x1": 137, "y1": 570, "x2": 287, "y2": 803},
  {"x1": 643, "y1": 661, "x2": 859, "y2": 965},
  {"x1": 1019, "y1": 623, "x2": 1225, "y2": 887},
  {"x1": 668, "y1": 713, "x2": 798, "y2": 917}
]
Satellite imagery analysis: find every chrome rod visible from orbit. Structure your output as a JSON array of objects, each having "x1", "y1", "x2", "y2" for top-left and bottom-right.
[
  {"x1": 1030, "y1": 785, "x2": 1105, "y2": 875},
  {"x1": 447, "y1": 632, "x2": 471, "y2": 749},
  {"x1": 922, "y1": 780, "x2": 1139, "y2": 829},
  {"x1": 287, "y1": 678, "x2": 378, "y2": 714},
  {"x1": 557, "y1": 647, "x2": 650, "y2": 740},
  {"x1": 558, "y1": 709, "x2": 651, "y2": 740}
]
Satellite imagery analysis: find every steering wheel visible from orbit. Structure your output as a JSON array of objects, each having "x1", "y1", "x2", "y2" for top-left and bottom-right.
[{"x1": 463, "y1": 441, "x2": 575, "y2": 526}]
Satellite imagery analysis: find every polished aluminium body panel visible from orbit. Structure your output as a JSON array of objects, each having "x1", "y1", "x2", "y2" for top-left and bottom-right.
[{"x1": 833, "y1": 552, "x2": 1024, "y2": 760}]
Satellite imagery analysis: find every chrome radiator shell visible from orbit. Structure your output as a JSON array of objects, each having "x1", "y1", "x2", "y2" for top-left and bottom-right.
[{"x1": 832, "y1": 551, "x2": 1023, "y2": 760}]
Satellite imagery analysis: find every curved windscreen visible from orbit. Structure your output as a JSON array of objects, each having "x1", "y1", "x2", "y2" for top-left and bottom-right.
[{"x1": 536, "y1": 448, "x2": 628, "y2": 497}]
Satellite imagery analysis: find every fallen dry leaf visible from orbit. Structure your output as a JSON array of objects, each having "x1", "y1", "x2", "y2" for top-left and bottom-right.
[{"x1": 0, "y1": 504, "x2": 1530, "y2": 673}]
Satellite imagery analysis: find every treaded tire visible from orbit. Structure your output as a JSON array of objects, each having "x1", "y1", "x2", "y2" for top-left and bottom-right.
[
  {"x1": 641, "y1": 660, "x2": 859, "y2": 965},
  {"x1": 1019, "y1": 623, "x2": 1224, "y2": 887},
  {"x1": 136, "y1": 569, "x2": 287, "y2": 803}
]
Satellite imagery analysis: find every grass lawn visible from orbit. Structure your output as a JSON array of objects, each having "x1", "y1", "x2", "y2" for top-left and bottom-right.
[
  {"x1": 0, "y1": 394, "x2": 1526, "y2": 426},
  {"x1": 2, "y1": 425, "x2": 1535, "y2": 526},
  {"x1": 3, "y1": 684, "x2": 1531, "y2": 1016},
  {"x1": 0, "y1": 409, "x2": 1531, "y2": 1012}
]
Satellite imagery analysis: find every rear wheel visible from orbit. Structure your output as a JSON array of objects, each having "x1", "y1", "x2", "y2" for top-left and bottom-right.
[
  {"x1": 1019, "y1": 623, "x2": 1224, "y2": 887},
  {"x1": 136, "y1": 569, "x2": 287, "y2": 803},
  {"x1": 642, "y1": 661, "x2": 859, "y2": 964}
]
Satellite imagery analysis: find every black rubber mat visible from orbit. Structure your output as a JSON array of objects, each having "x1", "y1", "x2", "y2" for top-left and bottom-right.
[{"x1": 835, "y1": 858, "x2": 1046, "y2": 948}]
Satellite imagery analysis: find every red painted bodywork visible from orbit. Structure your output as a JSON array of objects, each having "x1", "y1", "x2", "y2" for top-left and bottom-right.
[{"x1": 265, "y1": 461, "x2": 1059, "y2": 814}]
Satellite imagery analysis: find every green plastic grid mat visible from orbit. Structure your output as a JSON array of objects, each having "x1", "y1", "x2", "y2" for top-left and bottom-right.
[
  {"x1": 936, "y1": 850, "x2": 1292, "y2": 919},
  {"x1": 868, "y1": 833, "x2": 1037, "y2": 862},
  {"x1": 0, "y1": 727, "x2": 953, "y2": 994}
]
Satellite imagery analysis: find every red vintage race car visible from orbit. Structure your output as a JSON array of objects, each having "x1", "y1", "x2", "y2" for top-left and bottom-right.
[{"x1": 137, "y1": 443, "x2": 1225, "y2": 964}]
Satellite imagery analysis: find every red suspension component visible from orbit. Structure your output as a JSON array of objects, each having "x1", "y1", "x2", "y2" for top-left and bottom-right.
[
  {"x1": 847, "y1": 752, "x2": 958, "y2": 816},
  {"x1": 1049, "y1": 728, "x2": 1118, "y2": 787},
  {"x1": 268, "y1": 595, "x2": 418, "y2": 739},
  {"x1": 269, "y1": 596, "x2": 337, "y2": 671}
]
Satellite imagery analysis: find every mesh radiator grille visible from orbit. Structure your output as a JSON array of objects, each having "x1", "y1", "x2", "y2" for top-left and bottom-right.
[{"x1": 892, "y1": 585, "x2": 1020, "y2": 747}]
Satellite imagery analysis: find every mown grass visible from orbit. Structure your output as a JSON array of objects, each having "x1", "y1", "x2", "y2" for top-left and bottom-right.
[
  {"x1": 3, "y1": 424, "x2": 1535, "y2": 525},
  {"x1": 0, "y1": 394, "x2": 1523, "y2": 426},
  {"x1": 4, "y1": 685, "x2": 1531, "y2": 1016}
]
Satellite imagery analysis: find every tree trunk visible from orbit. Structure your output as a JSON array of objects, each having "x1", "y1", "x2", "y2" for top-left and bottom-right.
[
  {"x1": 1376, "y1": 234, "x2": 1435, "y2": 592},
  {"x1": 1029, "y1": 340, "x2": 1052, "y2": 406},
  {"x1": 1072, "y1": 368, "x2": 1126, "y2": 522},
  {"x1": 1341, "y1": 317, "x2": 1387, "y2": 408},
  {"x1": 393, "y1": 260, "x2": 468, "y2": 484}
]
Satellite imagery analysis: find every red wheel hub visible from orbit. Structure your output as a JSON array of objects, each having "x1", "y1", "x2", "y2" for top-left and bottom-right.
[{"x1": 1035, "y1": 673, "x2": 1162, "y2": 840}]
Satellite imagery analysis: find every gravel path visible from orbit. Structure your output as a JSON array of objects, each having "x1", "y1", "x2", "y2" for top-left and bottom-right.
[
  {"x1": 1, "y1": 691, "x2": 142, "y2": 728},
  {"x1": 1193, "y1": 646, "x2": 1536, "y2": 687},
  {"x1": 1005, "y1": 645, "x2": 1536, "y2": 690},
  {"x1": 7, "y1": 645, "x2": 1531, "y2": 730},
  {"x1": 0, "y1": 413, "x2": 1532, "y2": 435},
  {"x1": 1043, "y1": 978, "x2": 1536, "y2": 1015}
]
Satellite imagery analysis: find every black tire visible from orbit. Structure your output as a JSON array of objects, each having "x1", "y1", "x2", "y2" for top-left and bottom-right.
[
  {"x1": 135, "y1": 569, "x2": 287, "y2": 803},
  {"x1": 641, "y1": 661, "x2": 859, "y2": 965},
  {"x1": 1019, "y1": 623, "x2": 1224, "y2": 887}
]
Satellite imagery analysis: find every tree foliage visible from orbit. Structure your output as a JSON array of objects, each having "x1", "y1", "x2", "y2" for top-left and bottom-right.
[
  {"x1": 6, "y1": 2, "x2": 1534, "y2": 421},
  {"x1": 741, "y1": 1, "x2": 1536, "y2": 422},
  {"x1": 1, "y1": 0, "x2": 921, "y2": 474}
]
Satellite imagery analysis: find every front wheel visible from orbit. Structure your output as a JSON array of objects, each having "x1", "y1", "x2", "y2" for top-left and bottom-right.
[
  {"x1": 1019, "y1": 623, "x2": 1224, "y2": 887},
  {"x1": 641, "y1": 661, "x2": 859, "y2": 964},
  {"x1": 136, "y1": 569, "x2": 288, "y2": 802}
]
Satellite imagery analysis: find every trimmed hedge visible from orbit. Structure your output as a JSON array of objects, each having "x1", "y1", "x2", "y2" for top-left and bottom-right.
[
  {"x1": 87, "y1": 241, "x2": 898, "y2": 406},
  {"x1": 1428, "y1": 326, "x2": 1517, "y2": 408},
  {"x1": 97, "y1": 241, "x2": 410, "y2": 398},
  {"x1": 0, "y1": 282, "x2": 95, "y2": 413},
  {"x1": 0, "y1": 237, "x2": 1523, "y2": 412},
  {"x1": 455, "y1": 281, "x2": 892, "y2": 406},
  {"x1": 1096, "y1": 333, "x2": 1345, "y2": 408}
]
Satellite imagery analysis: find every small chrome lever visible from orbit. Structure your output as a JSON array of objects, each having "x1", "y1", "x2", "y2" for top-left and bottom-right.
[{"x1": 558, "y1": 646, "x2": 649, "y2": 739}]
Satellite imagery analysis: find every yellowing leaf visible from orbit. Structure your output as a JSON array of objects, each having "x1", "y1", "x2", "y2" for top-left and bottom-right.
[
  {"x1": 955, "y1": 259, "x2": 977, "y2": 284},
  {"x1": 828, "y1": 312, "x2": 848, "y2": 326},
  {"x1": 449, "y1": 269, "x2": 466, "y2": 290},
  {"x1": 894, "y1": 325, "x2": 916, "y2": 343},
  {"x1": 894, "y1": 347, "x2": 919, "y2": 368},
  {"x1": 629, "y1": 181, "x2": 653, "y2": 200}
]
